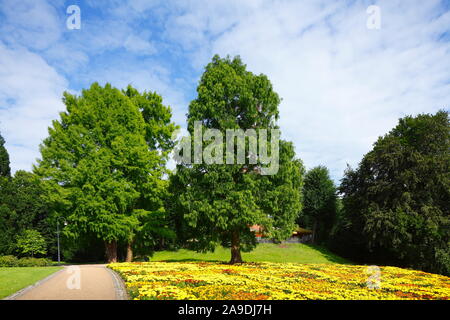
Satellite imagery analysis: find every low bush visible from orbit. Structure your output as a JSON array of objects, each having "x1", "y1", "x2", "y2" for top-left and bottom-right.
[
  {"x1": 17, "y1": 257, "x2": 51, "y2": 267},
  {"x1": 0, "y1": 256, "x2": 52, "y2": 267},
  {"x1": 0, "y1": 255, "x2": 19, "y2": 267}
]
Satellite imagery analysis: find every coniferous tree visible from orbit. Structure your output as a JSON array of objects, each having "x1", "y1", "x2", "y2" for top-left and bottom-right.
[{"x1": 169, "y1": 55, "x2": 304, "y2": 263}]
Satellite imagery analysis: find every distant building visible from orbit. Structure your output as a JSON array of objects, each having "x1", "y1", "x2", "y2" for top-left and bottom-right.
[
  {"x1": 249, "y1": 224, "x2": 264, "y2": 238},
  {"x1": 249, "y1": 225, "x2": 313, "y2": 243},
  {"x1": 292, "y1": 227, "x2": 313, "y2": 239}
]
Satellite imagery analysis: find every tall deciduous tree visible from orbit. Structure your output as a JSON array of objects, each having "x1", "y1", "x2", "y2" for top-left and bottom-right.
[
  {"x1": 122, "y1": 86, "x2": 177, "y2": 261},
  {"x1": 169, "y1": 55, "x2": 304, "y2": 263},
  {"x1": 35, "y1": 83, "x2": 176, "y2": 263},
  {"x1": 336, "y1": 110, "x2": 449, "y2": 275},
  {"x1": 0, "y1": 132, "x2": 11, "y2": 177},
  {"x1": 298, "y1": 166, "x2": 337, "y2": 244}
]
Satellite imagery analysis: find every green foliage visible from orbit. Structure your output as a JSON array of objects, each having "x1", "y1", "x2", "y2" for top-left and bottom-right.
[
  {"x1": 15, "y1": 257, "x2": 51, "y2": 267},
  {"x1": 0, "y1": 255, "x2": 52, "y2": 267},
  {"x1": 0, "y1": 255, "x2": 18, "y2": 267},
  {"x1": 298, "y1": 166, "x2": 337, "y2": 244},
  {"x1": 0, "y1": 171, "x2": 52, "y2": 256},
  {"x1": 168, "y1": 55, "x2": 304, "y2": 262},
  {"x1": 35, "y1": 83, "x2": 177, "y2": 260},
  {"x1": 16, "y1": 230, "x2": 47, "y2": 257},
  {"x1": 186, "y1": 55, "x2": 280, "y2": 132},
  {"x1": 0, "y1": 131, "x2": 11, "y2": 177},
  {"x1": 133, "y1": 208, "x2": 177, "y2": 256},
  {"x1": 335, "y1": 110, "x2": 450, "y2": 275},
  {"x1": 123, "y1": 86, "x2": 177, "y2": 154}
]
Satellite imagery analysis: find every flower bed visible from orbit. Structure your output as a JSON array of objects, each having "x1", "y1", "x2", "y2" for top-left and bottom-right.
[{"x1": 108, "y1": 262, "x2": 450, "y2": 300}]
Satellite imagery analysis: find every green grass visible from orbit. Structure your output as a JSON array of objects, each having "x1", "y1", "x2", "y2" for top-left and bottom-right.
[
  {"x1": 151, "y1": 243, "x2": 351, "y2": 264},
  {"x1": 0, "y1": 267, "x2": 62, "y2": 299}
]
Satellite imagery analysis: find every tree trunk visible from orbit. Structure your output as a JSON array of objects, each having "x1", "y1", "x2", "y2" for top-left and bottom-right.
[
  {"x1": 230, "y1": 231, "x2": 243, "y2": 264},
  {"x1": 312, "y1": 220, "x2": 318, "y2": 244},
  {"x1": 126, "y1": 241, "x2": 133, "y2": 262},
  {"x1": 105, "y1": 240, "x2": 118, "y2": 263}
]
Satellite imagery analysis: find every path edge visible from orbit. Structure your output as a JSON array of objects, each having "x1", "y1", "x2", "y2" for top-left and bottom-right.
[
  {"x1": 106, "y1": 266, "x2": 129, "y2": 300},
  {"x1": 3, "y1": 267, "x2": 66, "y2": 300}
]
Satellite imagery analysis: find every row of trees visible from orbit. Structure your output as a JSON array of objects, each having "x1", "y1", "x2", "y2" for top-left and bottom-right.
[
  {"x1": 0, "y1": 54, "x2": 448, "y2": 274},
  {"x1": 35, "y1": 84, "x2": 178, "y2": 263},
  {"x1": 0, "y1": 56, "x2": 305, "y2": 264},
  {"x1": 332, "y1": 111, "x2": 449, "y2": 275},
  {"x1": 0, "y1": 84, "x2": 179, "y2": 261},
  {"x1": 297, "y1": 111, "x2": 449, "y2": 276},
  {"x1": 0, "y1": 136, "x2": 54, "y2": 258}
]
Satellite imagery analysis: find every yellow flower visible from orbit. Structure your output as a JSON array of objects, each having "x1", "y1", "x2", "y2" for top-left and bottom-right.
[{"x1": 107, "y1": 261, "x2": 450, "y2": 300}]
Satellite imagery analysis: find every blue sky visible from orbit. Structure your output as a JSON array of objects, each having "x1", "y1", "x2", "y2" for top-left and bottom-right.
[{"x1": 0, "y1": 0, "x2": 449, "y2": 183}]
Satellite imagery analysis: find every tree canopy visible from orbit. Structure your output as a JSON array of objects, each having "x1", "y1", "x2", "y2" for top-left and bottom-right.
[
  {"x1": 298, "y1": 166, "x2": 337, "y2": 244},
  {"x1": 335, "y1": 110, "x2": 449, "y2": 275},
  {"x1": 168, "y1": 55, "x2": 304, "y2": 263},
  {"x1": 16, "y1": 229, "x2": 47, "y2": 258},
  {"x1": 35, "y1": 83, "x2": 177, "y2": 262},
  {"x1": 0, "y1": 170, "x2": 52, "y2": 256}
]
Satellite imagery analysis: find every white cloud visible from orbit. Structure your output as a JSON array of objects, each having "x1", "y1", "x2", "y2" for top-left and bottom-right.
[
  {"x1": 44, "y1": 43, "x2": 90, "y2": 74},
  {"x1": 0, "y1": 0, "x2": 63, "y2": 50},
  {"x1": 124, "y1": 34, "x2": 157, "y2": 55},
  {"x1": 1, "y1": 0, "x2": 449, "y2": 183},
  {"x1": 0, "y1": 43, "x2": 68, "y2": 172},
  {"x1": 161, "y1": 0, "x2": 450, "y2": 181}
]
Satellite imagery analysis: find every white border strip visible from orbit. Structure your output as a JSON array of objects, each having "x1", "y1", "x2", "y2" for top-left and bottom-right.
[{"x1": 106, "y1": 267, "x2": 129, "y2": 300}]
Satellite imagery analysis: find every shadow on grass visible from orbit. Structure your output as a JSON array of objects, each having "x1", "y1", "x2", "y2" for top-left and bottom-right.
[
  {"x1": 303, "y1": 244, "x2": 353, "y2": 264},
  {"x1": 153, "y1": 258, "x2": 228, "y2": 263},
  {"x1": 58, "y1": 261, "x2": 111, "y2": 265}
]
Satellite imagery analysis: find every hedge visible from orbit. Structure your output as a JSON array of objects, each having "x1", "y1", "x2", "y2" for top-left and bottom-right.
[{"x1": 0, "y1": 256, "x2": 53, "y2": 267}]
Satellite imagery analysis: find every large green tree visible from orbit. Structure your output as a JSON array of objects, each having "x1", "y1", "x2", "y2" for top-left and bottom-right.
[
  {"x1": 35, "y1": 83, "x2": 176, "y2": 262},
  {"x1": 336, "y1": 110, "x2": 449, "y2": 275},
  {"x1": 0, "y1": 131, "x2": 11, "y2": 177},
  {"x1": 297, "y1": 166, "x2": 337, "y2": 244},
  {"x1": 121, "y1": 86, "x2": 177, "y2": 261},
  {"x1": 169, "y1": 55, "x2": 304, "y2": 263}
]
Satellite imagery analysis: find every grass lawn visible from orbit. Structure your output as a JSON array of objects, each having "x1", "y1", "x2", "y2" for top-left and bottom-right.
[
  {"x1": 151, "y1": 243, "x2": 351, "y2": 264},
  {"x1": 0, "y1": 267, "x2": 62, "y2": 299}
]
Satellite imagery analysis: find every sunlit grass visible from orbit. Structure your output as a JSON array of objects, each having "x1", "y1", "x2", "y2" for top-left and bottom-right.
[
  {"x1": 0, "y1": 267, "x2": 62, "y2": 299},
  {"x1": 151, "y1": 243, "x2": 351, "y2": 264}
]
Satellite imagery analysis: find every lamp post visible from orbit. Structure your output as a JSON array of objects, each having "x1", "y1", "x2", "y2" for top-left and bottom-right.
[{"x1": 56, "y1": 218, "x2": 67, "y2": 265}]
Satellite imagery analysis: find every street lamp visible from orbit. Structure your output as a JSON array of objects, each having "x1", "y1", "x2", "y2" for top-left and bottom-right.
[{"x1": 56, "y1": 218, "x2": 67, "y2": 265}]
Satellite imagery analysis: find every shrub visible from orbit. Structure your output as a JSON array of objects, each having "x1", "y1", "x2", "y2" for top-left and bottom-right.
[
  {"x1": 0, "y1": 255, "x2": 19, "y2": 267},
  {"x1": 0, "y1": 256, "x2": 53, "y2": 267},
  {"x1": 16, "y1": 257, "x2": 51, "y2": 267}
]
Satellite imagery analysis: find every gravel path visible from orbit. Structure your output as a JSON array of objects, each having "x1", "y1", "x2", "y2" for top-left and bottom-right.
[{"x1": 11, "y1": 264, "x2": 127, "y2": 300}]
